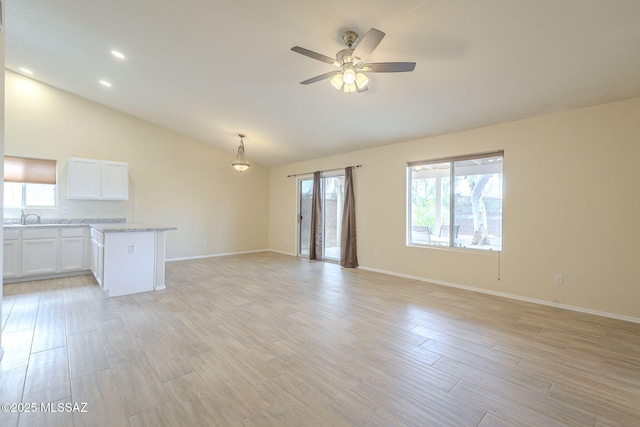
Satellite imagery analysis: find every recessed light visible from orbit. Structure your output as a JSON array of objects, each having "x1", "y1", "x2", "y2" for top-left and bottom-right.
[
  {"x1": 19, "y1": 67, "x2": 34, "y2": 75},
  {"x1": 111, "y1": 50, "x2": 125, "y2": 60},
  {"x1": 99, "y1": 80, "x2": 112, "y2": 87}
]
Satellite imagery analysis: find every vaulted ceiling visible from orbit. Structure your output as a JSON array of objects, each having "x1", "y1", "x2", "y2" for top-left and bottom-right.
[{"x1": 5, "y1": 0, "x2": 640, "y2": 166}]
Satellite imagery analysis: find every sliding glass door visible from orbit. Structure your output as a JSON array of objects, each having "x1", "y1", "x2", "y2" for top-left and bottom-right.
[
  {"x1": 322, "y1": 173, "x2": 345, "y2": 260},
  {"x1": 298, "y1": 178, "x2": 313, "y2": 257},
  {"x1": 297, "y1": 173, "x2": 345, "y2": 261}
]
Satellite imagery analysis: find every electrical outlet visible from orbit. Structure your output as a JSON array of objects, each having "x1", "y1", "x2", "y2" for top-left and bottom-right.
[
  {"x1": 554, "y1": 274, "x2": 563, "y2": 285},
  {"x1": 203, "y1": 240, "x2": 207, "y2": 246}
]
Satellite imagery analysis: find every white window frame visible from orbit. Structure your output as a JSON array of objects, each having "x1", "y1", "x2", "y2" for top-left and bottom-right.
[
  {"x1": 4, "y1": 156, "x2": 58, "y2": 208},
  {"x1": 407, "y1": 150, "x2": 504, "y2": 251},
  {"x1": 4, "y1": 182, "x2": 57, "y2": 208}
]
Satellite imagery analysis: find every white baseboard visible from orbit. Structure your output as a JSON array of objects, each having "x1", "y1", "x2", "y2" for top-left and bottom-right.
[
  {"x1": 267, "y1": 249, "x2": 297, "y2": 257},
  {"x1": 3, "y1": 270, "x2": 91, "y2": 284},
  {"x1": 358, "y1": 265, "x2": 640, "y2": 325},
  {"x1": 167, "y1": 249, "x2": 269, "y2": 262}
]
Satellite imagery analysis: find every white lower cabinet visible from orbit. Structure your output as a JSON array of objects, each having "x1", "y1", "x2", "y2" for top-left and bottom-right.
[
  {"x1": 102, "y1": 231, "x2": 154, "y2": 297},
  {"x1": 22, "y1": 239, "x2": 58, "y2": 275},
  {"x1": 3, "y1": 226, "x2": 91, "y2": 282},
  {"x1": 3, "y1": 230, "x2": 21, "y2": 279},
  {"x1": 90, "y1": 228, "x2": 105, "y2": 287},
  {"x1": 90, "y1": 226, "x2": 172, "y2": 297},
  {"x1": 60, "y1": 227, "x2": 89, "y2": 272},
  {"x1": 21, "y1": 228, "x2": 59, "y2": 276}
]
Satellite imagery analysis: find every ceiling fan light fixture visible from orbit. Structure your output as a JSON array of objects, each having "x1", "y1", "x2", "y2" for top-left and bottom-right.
[
  {"x1": 330, "y1": 73, "x2": 344, "y2": 90},
  {"x1": 343, "y1": 65, "x2": 356, "y2": 84},
  {"x1": 231, "y1": 134, "x2": 250, "y2": 172},
  {"x1": 292, "y1": 28, "x2": 416, "y2": 94},
  {"x1": 355, "y1": 72, "x2": 369, "y2": 89}
]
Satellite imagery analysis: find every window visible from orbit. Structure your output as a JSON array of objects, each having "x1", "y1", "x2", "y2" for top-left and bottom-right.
[
  {"x1": 408, "y1": 151, "x2": 503, "y2": 251},
  {"x1": 4, "y1": 156, "x2": 57, "y2": 208}
]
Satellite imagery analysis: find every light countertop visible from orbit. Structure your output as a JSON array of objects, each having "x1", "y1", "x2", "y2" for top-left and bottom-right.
[
  {"x1": 4, "y1": 218, "x2": 126, "y2": 229},
  {"x1": 90, "y1": 223, "x2": 177, "y2": 233},
  {"x1": 4, "y1": 223, "x2": 90, "y2": 229}
]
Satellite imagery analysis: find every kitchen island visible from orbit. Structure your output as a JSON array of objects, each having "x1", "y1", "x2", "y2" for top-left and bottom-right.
[{"x1": 90, "y1": 223, "x2": 177, "y2": 297}]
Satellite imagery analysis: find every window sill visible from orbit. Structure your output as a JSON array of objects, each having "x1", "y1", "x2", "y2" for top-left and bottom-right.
[{"x1": 407, "y1": 243, "x2": 502, "y2": 254}]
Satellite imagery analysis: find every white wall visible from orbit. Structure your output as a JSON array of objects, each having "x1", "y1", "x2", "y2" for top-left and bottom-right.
[
  {"x1": 269, "y1": 97, "x2": 640, "y2": 321},
  {"x1": 0, "y1": 6, "x2": 5, "y2": 360},
  {"x1": 4, "y1": 71, "x2": 269, "y2": 259},
  {"x1": 5, "y1": 70, "x2": 639, "y2": 322}
]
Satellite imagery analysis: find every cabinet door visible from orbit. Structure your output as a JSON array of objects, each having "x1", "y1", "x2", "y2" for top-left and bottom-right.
[
  {"x1": 68, "y1": 158, "x2": 101, "y2": 200},
  {"x1": 91, "y1": 231, "x2": 105, "y2": 287},
  {"x1": 22, "y1": 238, "x2": 58, "y2": 275},
  {"x1": 83, "y1": 232, "x2": 92, "y2": 270},
  {"x1": 60, "y1": 237, "x2": 85, "y2": 272},
  {"x1": 103, "y1": 232, "x2": 154, "y2": 296},
  {"x1": 3, "y1": 240, "x2": 21, "y2": 278},
  {"x1": 60, "y1": 227, "x2": 89, "y2": 272},
  {"x1": 102, "y1": 161, "x2": 129, "y2": 200},
  {"x1": 91, "y1": 239, "x2": 97, "y2": 276},
  {"x1": 97, "y1": 244, "x2": 104, "y2": 287}
]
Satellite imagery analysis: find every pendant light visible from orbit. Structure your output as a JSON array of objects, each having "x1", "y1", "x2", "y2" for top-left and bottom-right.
[{"x1": 231, "y1": 134, "x2": 250, "y2": 172}]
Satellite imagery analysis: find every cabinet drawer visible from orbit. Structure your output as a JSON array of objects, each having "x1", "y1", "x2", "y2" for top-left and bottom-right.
[
  {"x1": 22, "y1": 228, "x2": 59, "y2": 239},
  {"x1": 4, "y1": 228, "x2": 20, "y2": 240},
  {"x1": 61, "y1": 227, "x2": 86, "y2": 238}
]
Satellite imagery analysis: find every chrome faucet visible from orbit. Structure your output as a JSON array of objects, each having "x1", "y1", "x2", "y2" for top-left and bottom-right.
[{"x1": 21, "y1": 210, "x2": 41, "y2": 225}]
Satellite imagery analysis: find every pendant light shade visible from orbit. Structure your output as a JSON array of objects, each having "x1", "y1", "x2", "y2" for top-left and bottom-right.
[
  {"x1": 232, "y1": 134, "x2": 250, "y2": 172},
  {"x1": 330, "y1": 73, "x2": 344, "y2": 90},
  {"x1": 355, "y1": 72, "x2": 369, "y2": 89},
  {"x1": 342, "y1": 65, "x2": 356, "y2": 84}
]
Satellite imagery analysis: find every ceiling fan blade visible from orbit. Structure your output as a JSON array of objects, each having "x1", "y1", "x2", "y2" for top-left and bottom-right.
[
  {"x1": 291, "y1": 46, "x2": 336, "y2": 65},
  {"x1": 362, "y1": 62, "x2": 416, "y2": 72},
  {"x1": 352, "y1": 28, "x2": 385, "y2": 63},
  {"x1": 300, "y1": 70, "x2": 340, "y2": 85}
]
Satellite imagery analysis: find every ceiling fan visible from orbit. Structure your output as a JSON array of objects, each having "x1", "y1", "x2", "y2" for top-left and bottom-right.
[{"x1": 291, "y1": 28, "x2": 416, "y2": 93}]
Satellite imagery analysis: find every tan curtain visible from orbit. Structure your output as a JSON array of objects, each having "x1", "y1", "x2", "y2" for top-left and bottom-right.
[
  {"x1": 340, "y1": 167, "x2": 358, "y2": 268},
  {"x1": 4, "y1": 156, "x2": 57, "y2": 184},
  {"x1": 309, "y1": 171, "x2": 323, "y2": 260}
]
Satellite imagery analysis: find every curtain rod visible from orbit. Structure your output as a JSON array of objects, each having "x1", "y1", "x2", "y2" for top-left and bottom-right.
[{"x1": 287, "y1": 164, "x2": 361, "y2": 178}]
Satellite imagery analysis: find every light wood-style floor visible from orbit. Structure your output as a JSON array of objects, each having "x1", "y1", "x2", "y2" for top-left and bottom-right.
[{"x1": 1, "y1": 252, "x2": 639, "y2": 426}]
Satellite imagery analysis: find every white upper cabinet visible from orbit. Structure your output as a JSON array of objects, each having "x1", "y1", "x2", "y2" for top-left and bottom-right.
[
  {"x1": 68, "y1": 158, "x2": 101, "y2": 199},
  {"x1": 68, "y1": 157, "x2": 129, "y2": 200},
  {"x1": 102, "y1": 161, "x2": 129, "y2": 200}
]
